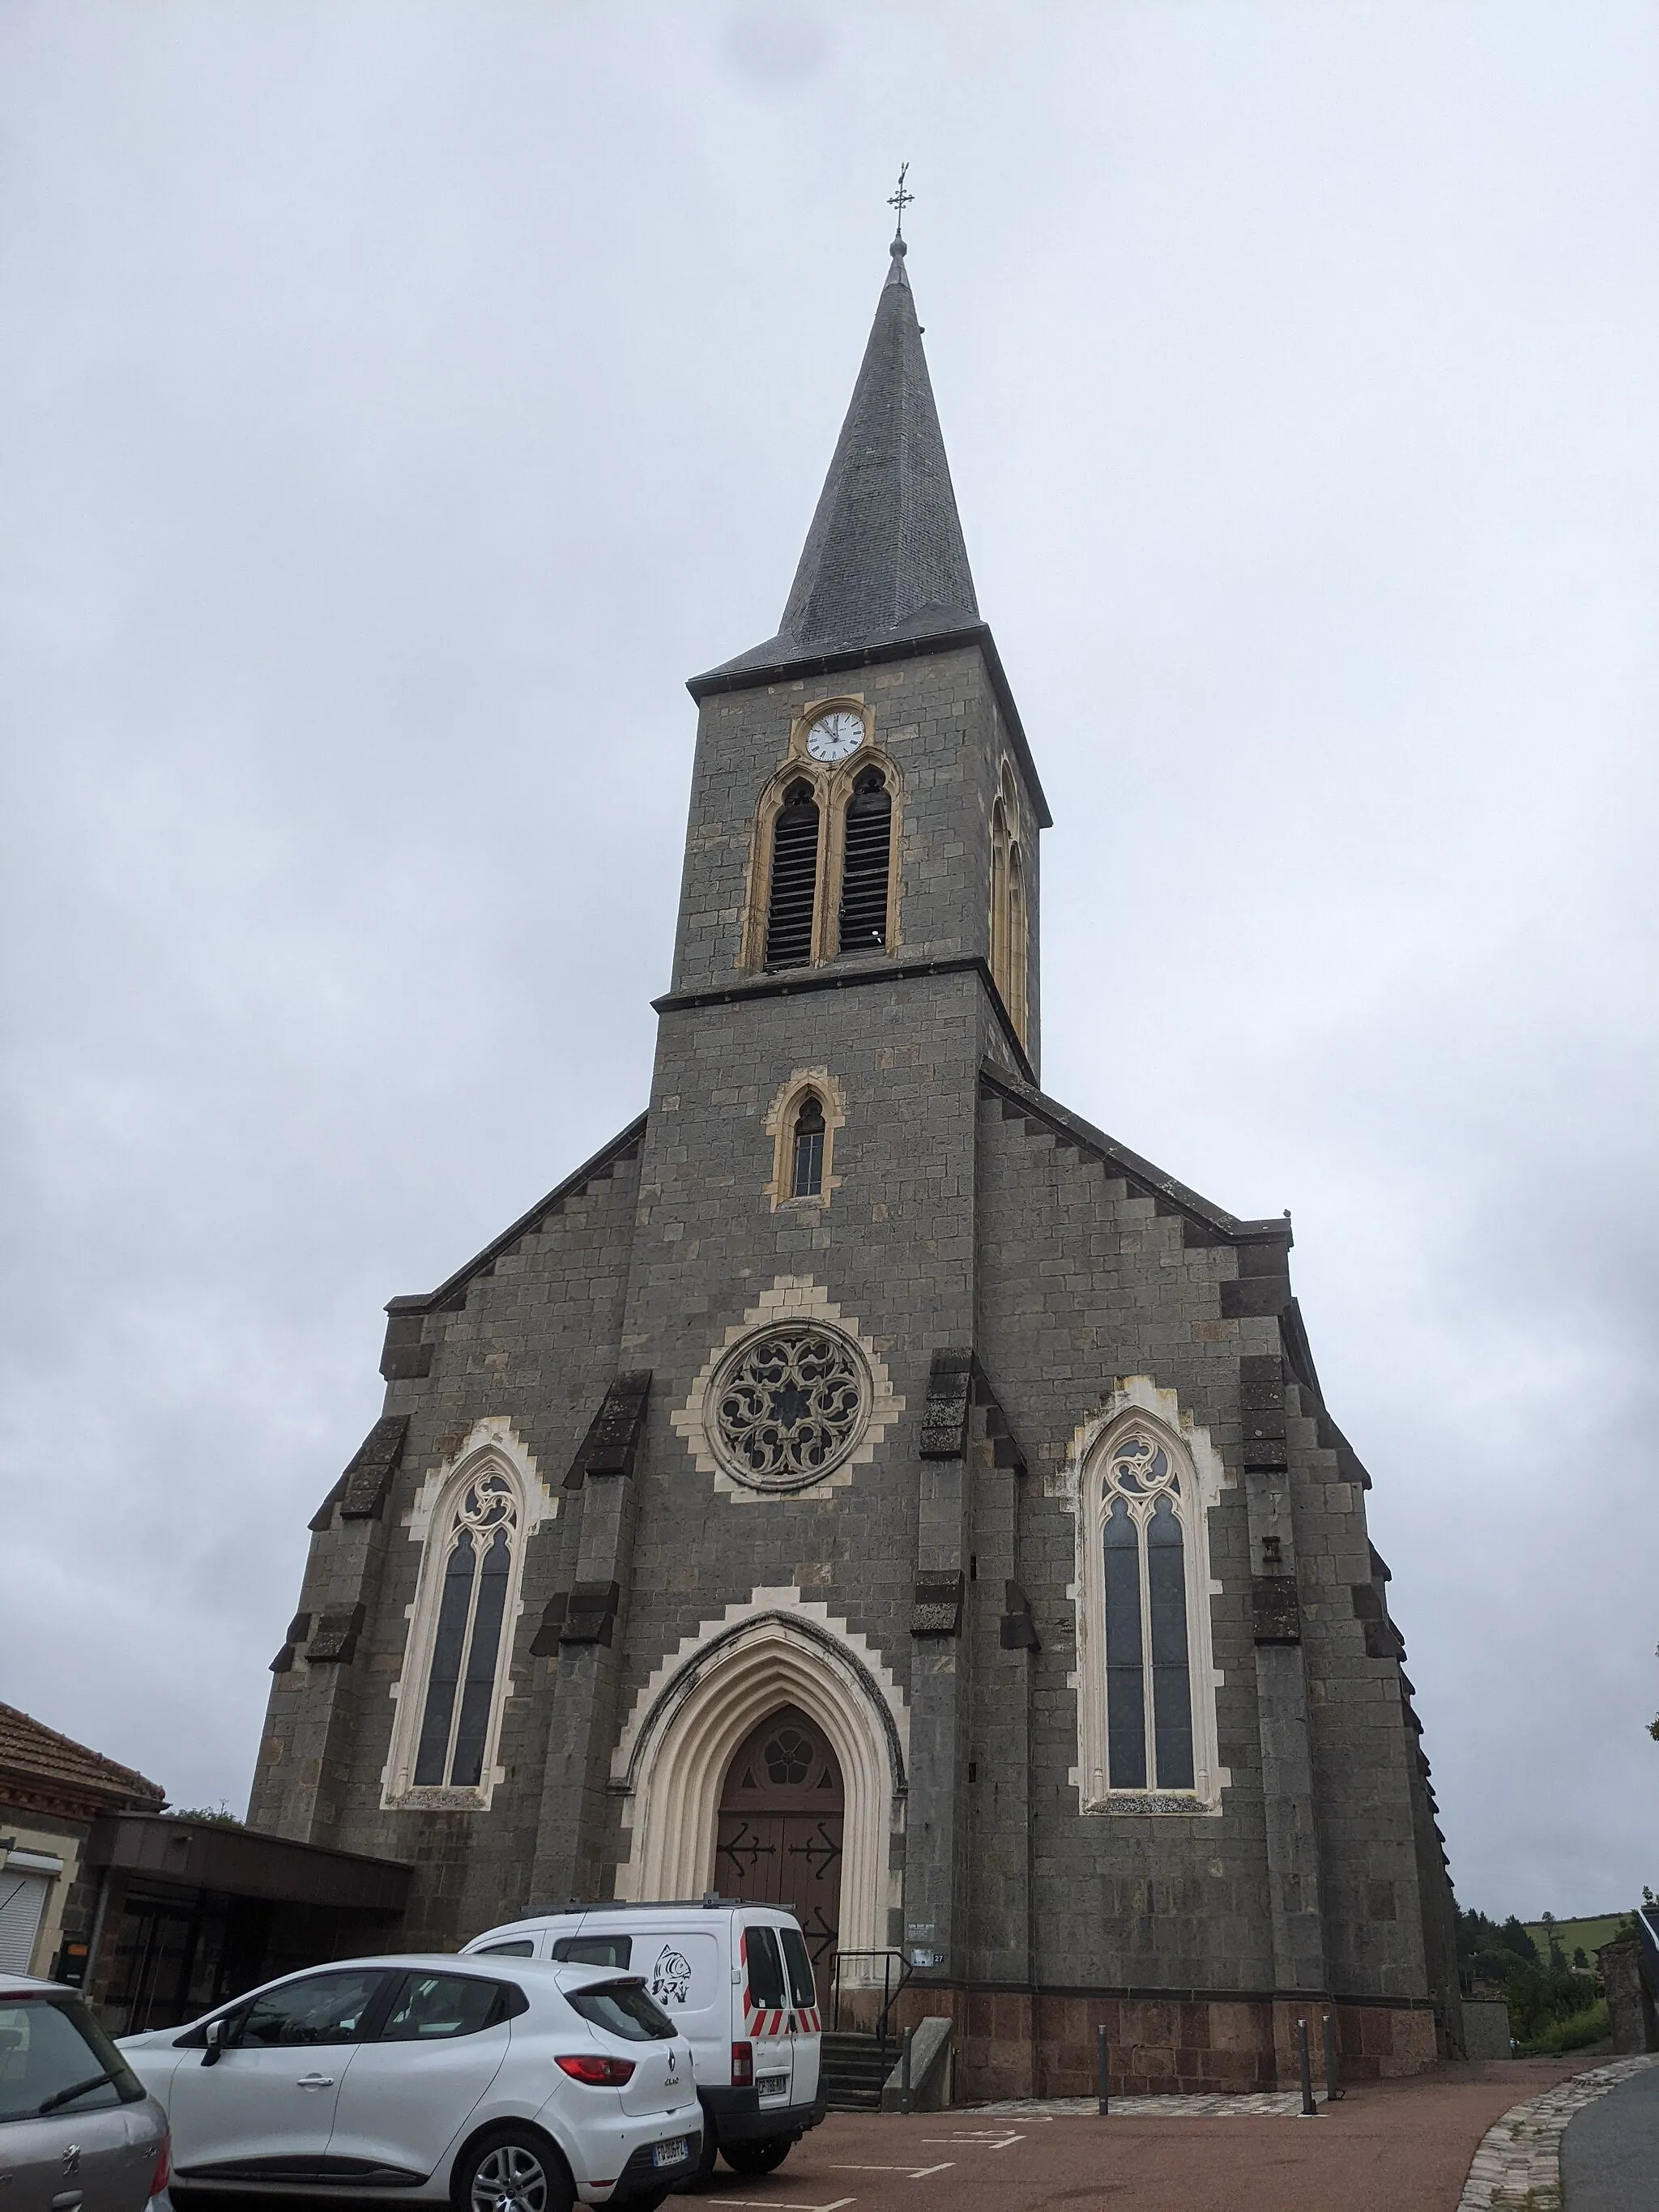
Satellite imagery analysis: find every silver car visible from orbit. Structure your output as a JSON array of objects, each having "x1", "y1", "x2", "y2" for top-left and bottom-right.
[{"x1": 0, "y1": 1972, "x2": 172, "y2": 2212}]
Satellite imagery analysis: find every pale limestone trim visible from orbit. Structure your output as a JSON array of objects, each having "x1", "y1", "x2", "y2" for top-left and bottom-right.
[
  {"x1": 989, "y1": 762, "x2": 1029, "y2": 1045},
  {"x1": 820, "y1": 742, "x2": 903, "y2": 961},
  {"x1": 611, "y1": 1585, "x2": 907, "y2": 1971},
  {"x1": 788, "y1": 693, "x2": 872, "y2": 762},
  {"x1": 670, "y1": 1276, "x2": 902, "y2": 1506},
  {"x1": 381, "y1": 1417, "x2": 556, "y2": 1813},
  {"x1": 762, "y1": 1068, "x2": 847, "y2": 1210},
  {"x1": 741, "y1": 759, "x2": 832, "y2": 971},
  {"x1": 738, "y1": 703, "x2": 902, "y2": 973},
  {"x1": 1055, "y1": 1379, "x2": 1230, "y2": 1816}
]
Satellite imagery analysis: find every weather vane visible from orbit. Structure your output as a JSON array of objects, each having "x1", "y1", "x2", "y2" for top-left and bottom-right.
[{"x1": 887, "y1": 162, "x2": 915, "y2": 241}]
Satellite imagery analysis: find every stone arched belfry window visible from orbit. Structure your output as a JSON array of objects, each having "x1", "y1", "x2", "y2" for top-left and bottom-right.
[
  {"x1": 989, "y1": 769, "x2": 1028, "y2": 1043},
  {"x1": 766, "y1": 781, "x2": 821, "y2": 968},
  {"x1": 384, "y1": 1426, "x2": 548, "y2": 1811},
  {"x1": 1006, "y1": 836, "x2": 1029, "y2": 1042},
  {"x1": 1070, "y1": 1397, "x2": 1226, "y2": 1814},
  {"x1": 837, "y1": 769, "x2": 892, "y2": 953}
]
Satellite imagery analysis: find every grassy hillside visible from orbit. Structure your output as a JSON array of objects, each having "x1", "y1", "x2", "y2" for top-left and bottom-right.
[{"x1": 1524, "y1": 1913, "x2": 1630, "y2": 1962}]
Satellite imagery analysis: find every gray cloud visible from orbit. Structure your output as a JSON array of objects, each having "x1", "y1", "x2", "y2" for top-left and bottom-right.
[{"x1": 2, "y1": 0, "x2": 1655, "y2": 1912}]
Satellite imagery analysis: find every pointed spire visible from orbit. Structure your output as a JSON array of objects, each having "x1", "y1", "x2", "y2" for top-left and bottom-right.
[{"x1": 702, "y1": 240, "x2": 981, "y2": 677}]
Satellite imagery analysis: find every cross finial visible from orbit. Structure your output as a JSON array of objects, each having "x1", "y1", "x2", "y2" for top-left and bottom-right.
[{"x1": 887, "y1": 162, "x2": 915, "y2": 241}]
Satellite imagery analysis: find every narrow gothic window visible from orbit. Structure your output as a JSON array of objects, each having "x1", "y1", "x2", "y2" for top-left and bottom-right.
[
  {"x1": 412, "y1": 1473, "x2": 518, "y2": 1789},
  {"x1": 1006, "y1": 840, "x2": 1029, "y2": 1042},
  {"x1": 791, "y1": 1093, "x2": 825, "y2": 1197},
  {"x1": 766, "y1": 781, "x2": 821, "y2": 967},
  {"x1": 838, "y1": 769, "x2": 891, "y2": 952},
  {"x1": 989, "y1": 796, "x2": 1010, "y2": 989},
  {"x1": 1100, "y1": 1434, "x2": 1196, "y2": 1790}
]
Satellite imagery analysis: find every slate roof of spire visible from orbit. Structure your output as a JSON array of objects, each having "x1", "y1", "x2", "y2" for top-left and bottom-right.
[{"x1": 699, "y1": 237, "x2": 981, "y2": 678}]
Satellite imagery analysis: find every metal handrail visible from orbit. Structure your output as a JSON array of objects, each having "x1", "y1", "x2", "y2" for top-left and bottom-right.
[{"x1": 828, "y1": 1947, "x2": 914, "y2": 2057}]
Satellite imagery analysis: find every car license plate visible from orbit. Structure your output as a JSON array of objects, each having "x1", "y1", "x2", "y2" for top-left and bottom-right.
[
  {"x1": 653, "y1": 2138, "x2": 689, "y2": 2169},
  {"x1": 757, "y1": 2072, "x2": 789, "y2": 2095}
]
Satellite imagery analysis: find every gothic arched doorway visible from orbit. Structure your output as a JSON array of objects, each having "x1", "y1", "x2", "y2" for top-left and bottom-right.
[{"x1": 716, "y1": 1706, "x2": 844, "y2": 1971}]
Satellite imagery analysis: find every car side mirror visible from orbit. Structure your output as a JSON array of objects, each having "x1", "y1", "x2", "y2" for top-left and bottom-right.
[{"x1": 203, "y1": 2019, "x2": 224, "y2": 2068}]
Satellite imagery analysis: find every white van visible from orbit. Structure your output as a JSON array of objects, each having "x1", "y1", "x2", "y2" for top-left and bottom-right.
[{"x1": 463, "y1": 1901, "x2": 824, "y2": 2182}]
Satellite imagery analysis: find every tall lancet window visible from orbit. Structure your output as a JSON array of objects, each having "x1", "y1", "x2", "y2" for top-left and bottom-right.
[
  {"x1": 413, "y1": 1473, "x2": 518, "y2": 1790},
  {"x1": 766, "y1": 781, "x2": 821, "y2": 967},
  {"x1": 838, "y1": 769, "x2": 892, "y2": 952},
  {"x1": 1100, "y1": 1432, "x2": 1195, "y2": 1790},
  {"x1": 1006, "y1": 840, "x2": 1029, "y2": 1042},
  {"x1": 791, "y1": 1093, "x2": 825, "y2": 1197}
]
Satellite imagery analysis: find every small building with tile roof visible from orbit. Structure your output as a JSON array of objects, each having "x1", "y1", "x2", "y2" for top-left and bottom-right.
[{"x1": 0, "y1": 1700, "x2": 164, "y2": 1980}]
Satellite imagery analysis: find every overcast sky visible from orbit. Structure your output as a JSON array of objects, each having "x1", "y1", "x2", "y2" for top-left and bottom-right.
[{"x1": 3, "y1": 1, "x2": 1656, "y2": 1923}]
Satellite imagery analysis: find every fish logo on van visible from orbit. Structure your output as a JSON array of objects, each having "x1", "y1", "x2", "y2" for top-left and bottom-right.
[{"x1": 650, "y1": 1946, "x2": 693, "y2": 2005}]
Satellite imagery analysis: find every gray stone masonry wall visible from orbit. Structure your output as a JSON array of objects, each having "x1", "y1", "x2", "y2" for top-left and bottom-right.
[
  {"x1": 588, "y1": 965, "x2": 1003, "y2": 1922},
  {"x1": 1278, "y1": 1374, "x2": 1437, "y2": 2005},
  {"x1": 246, "y1": 623, "x2": 1451, "y2": 2052},
  {"x1": 668, "y1": 642, "x2": 1041, "y2": 1073},
  {"x1": 249, "y1": 1145, "x2": 643, "y2": 1947},
  {"x1": 972, "y1": 1091, "x2": 1436, "y2": 2006}
]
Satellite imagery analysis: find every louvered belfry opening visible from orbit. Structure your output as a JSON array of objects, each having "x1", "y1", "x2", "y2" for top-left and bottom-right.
[
  {"x1": 838, "y1": 769, "x2": 891, "y2": 953},
  {"x1": 766, "y1": 781, "x2": 821, "y2": 967}
]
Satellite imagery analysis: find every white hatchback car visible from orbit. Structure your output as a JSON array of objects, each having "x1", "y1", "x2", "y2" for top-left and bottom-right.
[{"x1": 117, "y1": 1954, "x2": 699, "y2": 2211}]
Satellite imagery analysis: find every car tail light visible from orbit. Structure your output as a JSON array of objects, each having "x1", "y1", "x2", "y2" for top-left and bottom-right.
[
  {"x1": 731, "y1": 2039, "x2": 753, "y2": 2087},
  {"x1": 556, "y1": 2054, "x2": 636, "y2": 2086},
  {"x1": 147, "y1": 2133, "x2": 171, "y2": 2199}
]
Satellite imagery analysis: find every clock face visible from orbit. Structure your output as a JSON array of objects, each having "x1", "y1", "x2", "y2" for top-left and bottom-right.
[{"x1": 805, "y1": 710, "x2": 865, "y2": 763}]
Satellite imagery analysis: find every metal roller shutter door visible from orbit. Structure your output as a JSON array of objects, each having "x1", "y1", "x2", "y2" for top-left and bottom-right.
[{"x1": 0, "y1": 1871, "x2": 50, "y2": 1975}]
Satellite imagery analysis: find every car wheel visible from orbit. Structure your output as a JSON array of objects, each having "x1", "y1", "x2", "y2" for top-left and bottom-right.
[
  {"x1": 452, "y1": 2125, "x2": 574, "y2": 2212},
  {"x1": 673, "y1": 2119, "x2": 719, "y2": 2193},
  {"x1": 722, "y1": 2137, "x2": 792, "y2": 2176}
]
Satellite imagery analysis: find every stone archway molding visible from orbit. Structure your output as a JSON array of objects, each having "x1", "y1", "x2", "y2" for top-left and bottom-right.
[{"x1": 611, "y1": 1588, "x2": 907, "y2": 1967}]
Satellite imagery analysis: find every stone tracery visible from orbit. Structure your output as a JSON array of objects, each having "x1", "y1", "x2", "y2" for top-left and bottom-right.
[{"x1": 709, "y1": 1325, "x2": 868, "y2": 1490}]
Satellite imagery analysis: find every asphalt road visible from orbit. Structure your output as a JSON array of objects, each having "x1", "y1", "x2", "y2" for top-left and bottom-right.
[
  {"x1": 691, "y1": 2060, "x2": 1584, "y2": 2212},
  {"x1": 1560, "y1": 2062, "x2": 1659, "y2": 2211}
]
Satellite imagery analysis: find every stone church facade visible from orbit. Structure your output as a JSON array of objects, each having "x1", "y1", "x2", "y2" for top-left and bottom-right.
[{"x1": 250, "y1": 234, "x2": 1461, "y2": 2095}]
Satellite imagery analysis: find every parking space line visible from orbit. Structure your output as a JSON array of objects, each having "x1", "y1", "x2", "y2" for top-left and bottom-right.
[
  {"x1": 707, "y1": 2199, "x2": 857, "y2": 2210},
  {"x1": 922, "y1": 2130, "x2": 1026, "y2": 2151},
  {"x1": 829, "y1": 2161, "x2": 955, "y2": 2178}
]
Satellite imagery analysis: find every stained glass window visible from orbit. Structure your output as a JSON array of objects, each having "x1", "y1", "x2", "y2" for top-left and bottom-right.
[
  {"x1": 413, "y1": 1473, "x2": 518, "y2": 1789},
  {"x1": 1100, "y1": 1433, "x2": 1196, "y2": 1790}
]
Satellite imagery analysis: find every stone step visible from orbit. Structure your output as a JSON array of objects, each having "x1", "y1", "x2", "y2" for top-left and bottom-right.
[{"x1": 819, "y1": 2031, "x2": 891, "y2": 2112}]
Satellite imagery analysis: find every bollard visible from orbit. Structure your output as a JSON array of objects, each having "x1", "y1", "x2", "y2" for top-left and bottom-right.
[
  {"x1": 899, "y1": 2026, "x2": 914, "y2": 2116},
  {"x1": 1096, "y1": 2023, "x2": 1109, "y2": 2116},
  {"x1": 1296, "y1": 2017, "x2": 1317, "y2": 2116},
  {"x1": 1321, "y1": 2008, "x2": 1341, "y2": 2102}
]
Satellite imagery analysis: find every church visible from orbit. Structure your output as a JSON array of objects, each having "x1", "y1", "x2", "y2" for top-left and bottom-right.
[{"x1": 249, "y1": 224, "x2": 1461, "y2": 2097}]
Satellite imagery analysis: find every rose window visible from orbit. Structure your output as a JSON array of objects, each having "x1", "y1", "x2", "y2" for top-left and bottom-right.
[{"x1": 708, "y1": 1325, "x2": 868, "y2": 1490}]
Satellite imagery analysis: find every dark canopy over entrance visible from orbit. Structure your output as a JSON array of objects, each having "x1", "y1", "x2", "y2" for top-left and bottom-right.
[{"x1": 716, "y1": 1706, "x2": 844, "y2": 1968}]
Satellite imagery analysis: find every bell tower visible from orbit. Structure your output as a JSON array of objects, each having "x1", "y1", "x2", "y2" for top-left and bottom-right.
[{"x1": 666, "y1": 232, "x2": 1050, "y2": 1080}]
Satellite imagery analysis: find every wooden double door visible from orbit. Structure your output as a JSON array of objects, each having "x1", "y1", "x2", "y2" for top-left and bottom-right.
[{"x1": 715, "y1": 1705, "x2": 844, "y2": 1971}]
